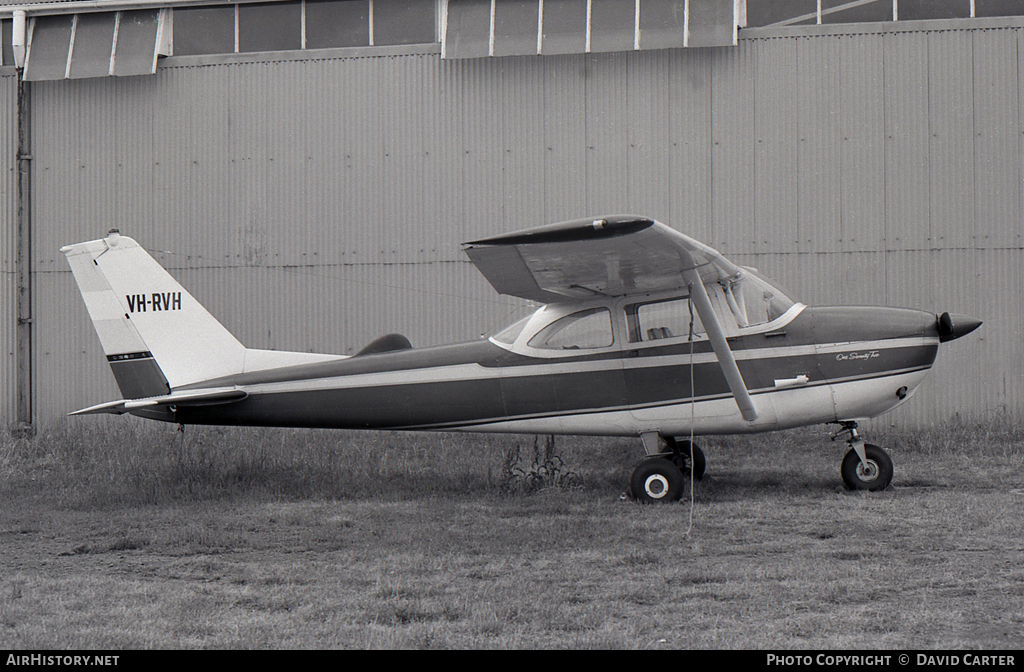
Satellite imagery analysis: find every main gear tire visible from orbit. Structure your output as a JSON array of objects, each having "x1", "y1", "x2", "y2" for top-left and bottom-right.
[{"x1": 630, "y1": 458, "x2": 685, "y2": 503}]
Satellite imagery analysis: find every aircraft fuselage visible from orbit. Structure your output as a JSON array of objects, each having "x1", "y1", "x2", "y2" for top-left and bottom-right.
[{"x1": 155, "y1": 304, "x2": 940, "y2": 437}]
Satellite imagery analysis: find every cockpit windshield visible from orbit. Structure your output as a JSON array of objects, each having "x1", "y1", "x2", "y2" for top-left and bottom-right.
[{"x1": 726, "y1": 268, "x2": 795, "y2": 328}]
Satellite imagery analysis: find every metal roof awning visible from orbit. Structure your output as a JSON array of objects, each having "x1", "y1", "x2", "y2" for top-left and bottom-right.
[{"x1": 23, "y1": 8, "x2": 170, "y2": 80}]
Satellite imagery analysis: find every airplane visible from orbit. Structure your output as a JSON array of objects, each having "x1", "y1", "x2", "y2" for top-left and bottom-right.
[{"x1": 60, "y1": 216, "x2": 982, "y2": 503}]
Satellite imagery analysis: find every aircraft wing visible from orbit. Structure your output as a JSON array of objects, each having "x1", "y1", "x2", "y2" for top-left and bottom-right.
[
  {"x1": 69, "y1": 387, "x2": 248, "y2": 416},
  {"x1": 463, "y1": 216, "x2": 757, "y2": 422},
  {"x1": 461, "y1": 216, "x2": 742, "y2": 303}
]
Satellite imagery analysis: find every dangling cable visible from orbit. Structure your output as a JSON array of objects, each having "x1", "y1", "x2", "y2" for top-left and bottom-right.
[{"x1": 684, "y1": 285, "x2": 697, "y2": 537}]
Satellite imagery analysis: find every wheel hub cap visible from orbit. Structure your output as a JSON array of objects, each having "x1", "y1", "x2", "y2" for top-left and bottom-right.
[
  {"x1": 644, "y1": 474, "x2": 670, "y2": 499},
  {"x1": 857, "y1": 459, "x2": 879, "y2": 481}
]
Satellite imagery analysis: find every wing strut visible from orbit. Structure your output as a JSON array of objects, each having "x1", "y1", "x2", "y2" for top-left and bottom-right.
[{"x1": 680, "y1": 263, "x2": 758, "y2": 422}]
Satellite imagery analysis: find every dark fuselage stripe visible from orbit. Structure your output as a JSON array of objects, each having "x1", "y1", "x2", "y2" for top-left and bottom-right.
[
  {"x1": 174, "y1": 343, "x2": 936, "y2": 431},
  {"x1": 358, "y1": 364, "x2": 935, "y2": 431}
]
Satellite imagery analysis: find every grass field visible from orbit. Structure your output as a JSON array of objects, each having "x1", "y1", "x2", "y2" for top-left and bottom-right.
[{"x1": 1, "y1": 418, "x2": 1023, "y2": 649}]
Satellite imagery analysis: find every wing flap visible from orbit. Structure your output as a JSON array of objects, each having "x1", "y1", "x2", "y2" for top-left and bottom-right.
[{"x1": 462, "y1": 245, "x2": 565, "y2": 304}]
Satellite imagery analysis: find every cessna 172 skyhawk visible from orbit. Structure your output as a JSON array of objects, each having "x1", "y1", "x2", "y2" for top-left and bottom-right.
[{"x1": 62, "y1": 216, "x2": 981, "y2": 502}]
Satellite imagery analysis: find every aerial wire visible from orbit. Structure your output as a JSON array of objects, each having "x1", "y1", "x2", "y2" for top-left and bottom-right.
[
  {"x1": 684, "y1": 285, "x2": 696, "y2": 537},
  {"x1": 143, "y1": 245, "x2": 511, "y2": 309}
]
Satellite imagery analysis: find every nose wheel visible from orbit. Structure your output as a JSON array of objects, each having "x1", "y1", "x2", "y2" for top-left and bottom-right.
[
  {"x1": 833, "y1": 422, "x2": 893, "y2": 491},
  {"x1": 841, "y1": 444, "x2": 893, "y2": 491}
]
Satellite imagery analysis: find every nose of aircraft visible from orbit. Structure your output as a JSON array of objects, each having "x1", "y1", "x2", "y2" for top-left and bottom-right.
[{"x1": 937, "y1": 312, "x2": 983, "y2": 343}]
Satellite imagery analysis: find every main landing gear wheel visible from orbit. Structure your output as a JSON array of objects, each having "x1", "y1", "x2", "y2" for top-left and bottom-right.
[
  {"x1": 630, "y1": 458, "x2": 685, "y2": 504},
  {"x1": 665, "y1": 437, "x2": 706, "y2": 481},
  {"x1": 841, "y1": 443, "x2": 893, "y2": 491}
]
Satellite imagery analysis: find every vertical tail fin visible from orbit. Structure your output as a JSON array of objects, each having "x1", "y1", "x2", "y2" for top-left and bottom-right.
[{"x1": 61, "y1": 231, "x2": 246, "y2": 396}]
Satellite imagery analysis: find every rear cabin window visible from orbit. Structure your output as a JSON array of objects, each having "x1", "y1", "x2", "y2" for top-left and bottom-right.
[
  {"x1": 491, "y1": 314, "x2": 532, "y2": 345},
  {"x1": 528, "y1": 308, "x2": 613, "y2": 350}
]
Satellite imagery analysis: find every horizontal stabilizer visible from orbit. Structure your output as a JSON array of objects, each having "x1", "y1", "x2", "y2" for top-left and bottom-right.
[{"x1": 69, "y1": 388, "x2": 248, "y2": 416}]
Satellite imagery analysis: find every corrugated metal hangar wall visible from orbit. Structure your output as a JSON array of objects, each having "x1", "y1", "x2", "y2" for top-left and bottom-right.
[{"x1": 2, "y1": 15, "x2": 1022, "y2": 428}]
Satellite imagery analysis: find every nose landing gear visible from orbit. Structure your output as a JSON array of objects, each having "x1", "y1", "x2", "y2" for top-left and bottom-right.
[{"x1": 832, "y1": 422, "x2": 893, "y2": 491}]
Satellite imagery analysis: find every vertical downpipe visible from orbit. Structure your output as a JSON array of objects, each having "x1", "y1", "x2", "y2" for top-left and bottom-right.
[{"x1": 14, "y1": 11, "x2": 32, "y2": 430}]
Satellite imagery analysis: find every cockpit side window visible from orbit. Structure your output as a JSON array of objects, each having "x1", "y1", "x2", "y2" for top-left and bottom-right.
[
  {"x1": 527, "y1": 308, "x2": 614, "y2": 350},
  {"x1": 626, "y1": 297, "x2": 705, "y2": 343}
]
